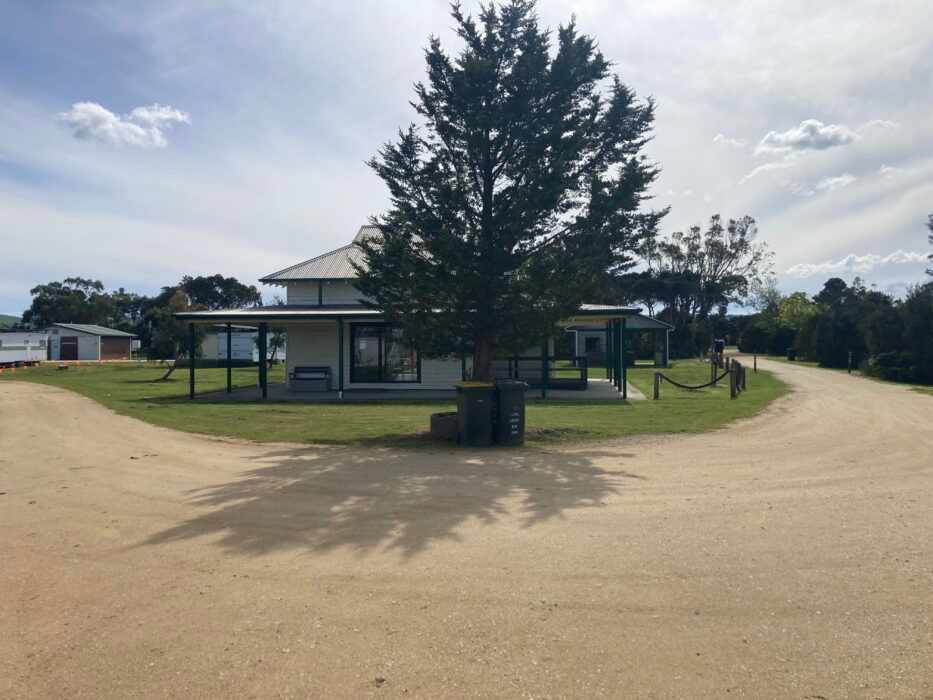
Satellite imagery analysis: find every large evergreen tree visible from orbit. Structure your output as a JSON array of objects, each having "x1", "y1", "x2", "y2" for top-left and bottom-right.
[{"x1": 355, "y1": 1, "x2": 663, "y2": 380}]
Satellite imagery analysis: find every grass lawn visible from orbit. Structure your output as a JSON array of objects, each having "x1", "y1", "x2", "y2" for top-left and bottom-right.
[{"x1": 2, "y1": 360, "x2": 788, "y2": 447}]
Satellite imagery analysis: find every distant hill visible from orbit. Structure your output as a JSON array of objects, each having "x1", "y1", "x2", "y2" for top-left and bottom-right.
[{"x1": 0, "y1": 314, "x2": 21, "y2": 329}]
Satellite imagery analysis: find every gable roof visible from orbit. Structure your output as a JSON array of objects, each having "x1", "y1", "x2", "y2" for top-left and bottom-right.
[
  {"x1": 260, "y1": 225, "x2": 380, "y2": 284},
  {"x1": 51, "y1": 323, "x2": 136, "y2": 337}
]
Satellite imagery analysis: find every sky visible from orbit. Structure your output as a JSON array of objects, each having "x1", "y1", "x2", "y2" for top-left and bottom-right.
[{"x1": 1, "y1": 0, "x2": 932, "y2": 316}]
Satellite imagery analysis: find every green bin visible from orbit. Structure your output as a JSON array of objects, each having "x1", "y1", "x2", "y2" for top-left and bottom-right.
[
  {"x1": 456, "y1": 383, "x2": 496, "y2": 447},
  {"x1": 494, "y1": 380, "x2": 526, "y2": 446}
]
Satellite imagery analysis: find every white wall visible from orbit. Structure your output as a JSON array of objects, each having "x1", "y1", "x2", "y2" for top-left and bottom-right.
[
  {"x1": 0, "y1": 333, "x2": 48, "y2": 363},
  {"x1": 78, "y1": 335, "x2": 99, "y2": 360},
  {"x1": 284, "y1": 321, "x2": 468, "y2": 391},
  {"x1": 285, "y1": 281, "x2": 367, "y2": 305}
]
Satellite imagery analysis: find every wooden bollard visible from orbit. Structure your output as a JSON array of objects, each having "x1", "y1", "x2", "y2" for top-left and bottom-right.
[
  {"x1": 729, "y1": 366, "x2": 738, "y2": 399},
  {"x1": 653, "y1": 372, "x2": 661, "y2": 400},
  {"x1": 741, "y1": 364, "x2": 747, "y2": 390},
  {"x1": 710, "y1": 357, "x2": 717, "y2": 385},
  {"x1": 753, "y1": 354, "x2": 757, "y2": 372}
]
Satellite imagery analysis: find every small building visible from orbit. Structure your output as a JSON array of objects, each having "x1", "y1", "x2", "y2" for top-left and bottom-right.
[
  {"x1": 47, "y1": 323, "x2": 136, "y2": 361},
  {"x1": 0, "y1": 332, "x2": 48, "y2": 365}
]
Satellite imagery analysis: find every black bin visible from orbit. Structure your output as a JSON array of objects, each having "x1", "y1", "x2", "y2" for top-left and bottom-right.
[
  {"x1": 456, "y1": 383, "x2": 496, "y2": 446},
  {"x1": 495, "y1": 380, "x2": 526, "y2": 446},
  {"x1": 787, "y1": 348, "x2": 797, "y2": 361}
]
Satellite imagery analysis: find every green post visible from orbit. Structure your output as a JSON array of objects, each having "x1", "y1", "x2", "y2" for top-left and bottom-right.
[
  {"x1": 541, "y1": 338, "x2": 549, "y2": 400},
  {"x1": 621, "y1": 318, "x2": 628, "y2": 400},
  {"x1": 605, "y1": 321, "x2": 613, "y2": 382},
  {"x1": 337, "y1": 318, "x2": 344, "y2": 398},
  {"x1": 226, "y1": 323, "x2": 232, "y2": 393},
  {"x1": 258, "y1": 322, "x2": 268, "y2": 400},
  {"x1": 188, "y1": 323, "x2": 195, "y2": 400},
  {"x1": 613, "y1": 321, "x2": 622, "y2": 393}
]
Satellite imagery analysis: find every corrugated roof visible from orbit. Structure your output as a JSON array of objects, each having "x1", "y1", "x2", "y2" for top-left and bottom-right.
[
  {"x1": 52, "y1": 323, "x2": 136, "y2": 337},
  {"x1": 261, "y1": 225, "x2": 380, "y2": 283}
]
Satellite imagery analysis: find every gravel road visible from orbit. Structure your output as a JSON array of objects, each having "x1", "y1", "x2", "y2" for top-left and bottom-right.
[{"x1": 1, "y1": 359, "x2": 931, "y2": 698}]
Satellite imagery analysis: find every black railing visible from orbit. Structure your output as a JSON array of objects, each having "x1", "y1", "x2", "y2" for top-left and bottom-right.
[{"x1": 492, "y1": 356, "x2": 589, "y2": 389}]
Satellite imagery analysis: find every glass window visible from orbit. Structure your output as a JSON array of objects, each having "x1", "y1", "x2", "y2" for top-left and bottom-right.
[
  {"x1": 351, "y1": 325, "x2": 420, "y2": 383},
  {"x1": 352, "y1": 326, "x2": 382, "y2": 382},
  {"x1": 585, "y1": 336, "x2": 601, "y2": 352},
  {"x1": 383, "y1": 327, "x2": 419, "y2": 382}
]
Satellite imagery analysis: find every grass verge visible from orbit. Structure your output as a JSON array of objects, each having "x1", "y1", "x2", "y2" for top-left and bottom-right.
[{"x1": 1, "y1": 360, "x2": 788, "y2": 447}]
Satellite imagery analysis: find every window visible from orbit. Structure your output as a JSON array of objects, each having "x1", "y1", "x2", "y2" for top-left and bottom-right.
[
  {"x1": 350, "y1": 324, "x2": 420, "y2": 383},
  {"x1": 585, "y1": 336, "x2": 601, "y2": 352}
]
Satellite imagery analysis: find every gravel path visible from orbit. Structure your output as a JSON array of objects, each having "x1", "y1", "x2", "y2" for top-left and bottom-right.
[{"x1": 1, "y1": 359, "x2": 931, "y2": 698}]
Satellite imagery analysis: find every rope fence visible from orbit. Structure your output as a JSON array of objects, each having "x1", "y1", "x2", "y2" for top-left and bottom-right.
[{"x1": 653, "y1": 357, "x2": 748, "y2": 400}]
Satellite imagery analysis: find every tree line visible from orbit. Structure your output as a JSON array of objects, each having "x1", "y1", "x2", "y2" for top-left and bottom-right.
[
  {"x1": 17, "y1": 275, "x2": 262, "y2": 359},
  {"x1": 737, "y1": 276, "x2": 933, "y2": 383}
]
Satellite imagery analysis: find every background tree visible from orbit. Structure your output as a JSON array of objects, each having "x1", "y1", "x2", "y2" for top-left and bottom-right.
[
  {"x1": 629, "y1": 214, "x2": 771, "y2": 356},
  {"x1": 778, "y1": 292, "x2": 818, "y2": 330},
  {"x1": 259, "y1": 296, "x2": 288, "y2": 366},
  {"x1": 146, "y1": 290, "x2": 206, "y2": 380},
  {"x1": 176, "y1": 274, "x2": 262, "y2": 310},
  {"x1": 22, "y1": 277, "x2": 115, "y2": 328},
  {"x1": 355, "y1": 0, "x2": 663, "y2": 380}
]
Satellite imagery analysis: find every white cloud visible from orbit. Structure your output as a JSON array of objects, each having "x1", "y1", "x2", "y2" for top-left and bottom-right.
[
  {"x1": 879, "y1": 164, "x2": 900, "y2": 178},
  {"x1": 739, "y1": 159, "x2": 796, "y2": 184},
  {"x1": 57, "y1": 102, "x2": 190, "y2": 148},
  {"x1": 785, "y1": 250, "x2": 929, "y2": 278},
  {"x1": 683, "y1": 188, "x2": 694, "y2": 197},
  {"x1": 814, "y1": 172, "x2": 856, "y2": 192},
  {"x1": 713, "y1": 133, "x2": 747, "y2": 148},
  {"x1": 755, "y1": 119, "x2": 859, "y2": 156},
  {"x1": 861, "y1": 119, "x2": 901, "y2": 131}
]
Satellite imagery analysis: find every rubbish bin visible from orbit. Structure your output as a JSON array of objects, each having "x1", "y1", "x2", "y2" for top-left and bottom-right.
[
  {"x1": 456, "y1": 382, "x2": 496, "y2": 447},
  {"x1": 494, "y1": 380, "x2": 526, "y2": 446},
  {"x1": 787, "y1": 348, "x2": 797, "y2": 361}
]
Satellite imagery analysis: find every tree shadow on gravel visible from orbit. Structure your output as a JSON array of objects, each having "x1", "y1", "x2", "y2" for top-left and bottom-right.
[{"x1": 141, "y1": 447, "x2": 641, "y2": 558}]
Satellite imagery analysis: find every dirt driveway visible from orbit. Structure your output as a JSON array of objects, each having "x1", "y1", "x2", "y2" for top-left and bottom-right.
[{"x1": 1, "y1": 360, "x2": 931, "y2": 698}]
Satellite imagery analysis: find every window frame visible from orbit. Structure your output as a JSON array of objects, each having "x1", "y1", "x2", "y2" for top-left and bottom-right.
[{"x1": 349, "y1": 323, "x2": 421, "y2": 384}]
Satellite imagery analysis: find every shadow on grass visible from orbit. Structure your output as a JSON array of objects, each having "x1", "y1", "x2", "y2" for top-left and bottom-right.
[{"x1": 140, "y1": 446, "x2": 638, "y2": 558}]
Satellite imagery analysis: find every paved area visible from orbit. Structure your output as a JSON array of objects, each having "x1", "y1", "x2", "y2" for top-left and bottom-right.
[
  {"x1": 195, "y1": 376, "x2": 645, "y2": 402},
  {"x1": 1, "y1": 359, "x2": 931, "y2": 698}
]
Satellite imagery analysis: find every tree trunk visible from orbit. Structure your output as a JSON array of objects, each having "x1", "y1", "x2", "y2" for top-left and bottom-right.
[
  {"x1": 472, "y1": 338, "x2": 495, "y2": 382},
  {"x1": 155, "y1": 354, "x2": 183, "y2": 381}
]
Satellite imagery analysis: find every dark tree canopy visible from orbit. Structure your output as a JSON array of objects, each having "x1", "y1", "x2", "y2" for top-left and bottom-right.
[
  {"x1": 23, "y1": 277, "x2": 114, "y2": 328},
  {"x1": 355, "y1": 0, "x2": 663, "y2": 379},
  {"x1": 154, "y1": 274, "x2": 261, "y2": 311}
]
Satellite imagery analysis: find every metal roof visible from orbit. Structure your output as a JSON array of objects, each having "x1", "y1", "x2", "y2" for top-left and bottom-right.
[
  {"x1": 51, "y1": 323, "x2": 136, "y2": 337},
  {"x1": 260, "y1": 225, "x2": 381, "y2": 283},
  {"x1": 176, "y1": 306, "x2": 383, "y2": 324},
  {"x1": 176, "y1": 302, "x2": 645, "y2": 326}
]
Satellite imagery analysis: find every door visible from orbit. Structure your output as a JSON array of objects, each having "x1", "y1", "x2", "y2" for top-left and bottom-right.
[{"x1": 60, "y1": 336, "x2": 78, "y2": 360}]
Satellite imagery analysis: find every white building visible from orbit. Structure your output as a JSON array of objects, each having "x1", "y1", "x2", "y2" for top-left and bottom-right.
[
  {"x1": 177, "y1": 225, "x2": 669, "y2": 398},
  {"x1": 0, "y1": 332, "x2": 48, "y2": 365}
]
